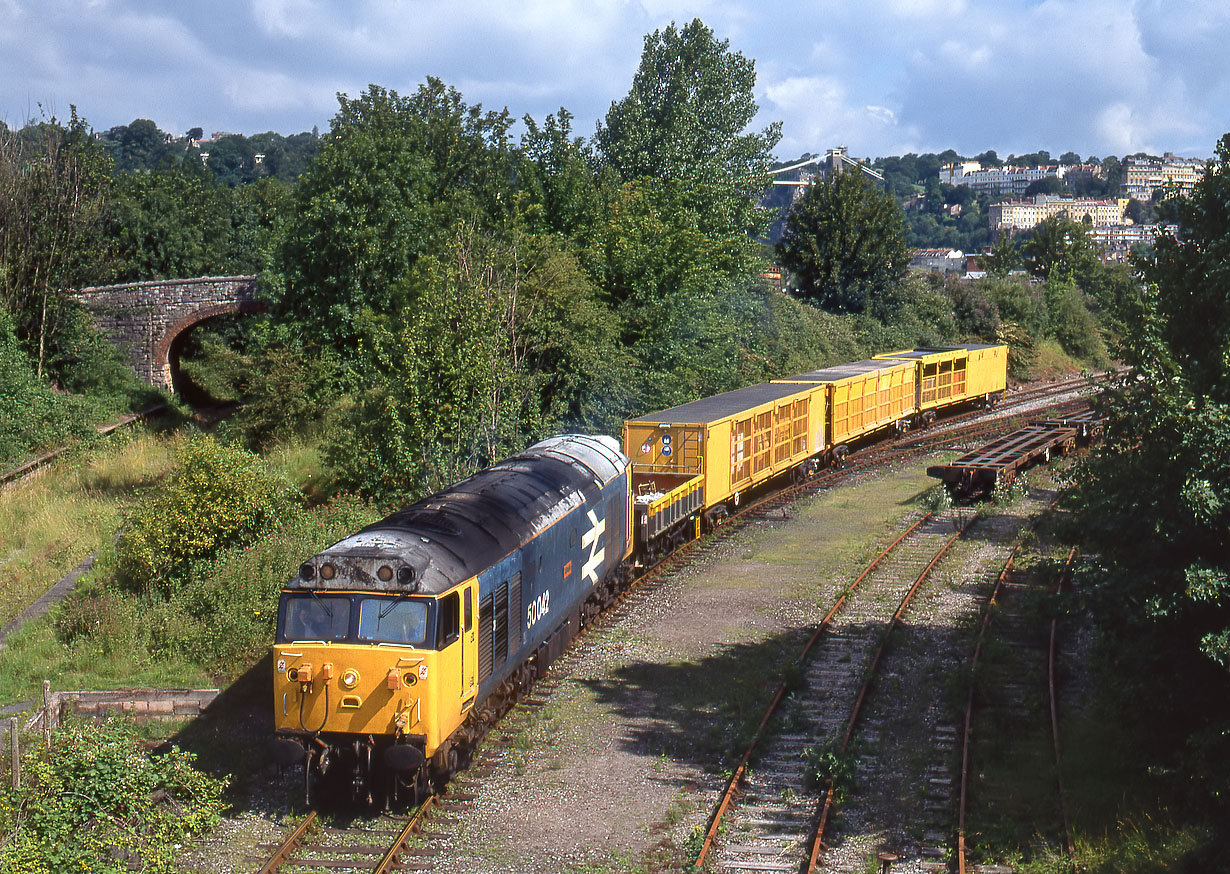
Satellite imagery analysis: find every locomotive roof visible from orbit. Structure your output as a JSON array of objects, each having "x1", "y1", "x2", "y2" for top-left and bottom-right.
[
  {"x1": 627, "y1": 382, "x2": 809, "y2": 427},
  {"x1": 287, "y1": 435, "x2": 628, "y2": 597}
]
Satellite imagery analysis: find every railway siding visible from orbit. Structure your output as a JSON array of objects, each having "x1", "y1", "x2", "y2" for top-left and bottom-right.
[{"x1": 820, "y1": 486, "x2": 1062, "y2": 873}]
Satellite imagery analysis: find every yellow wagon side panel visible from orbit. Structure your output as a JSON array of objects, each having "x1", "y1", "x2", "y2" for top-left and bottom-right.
[
  {"x1": 875, "y1": 344, "x2": 1007, "y2": 411},
  {"x1": 964, "y1": 345, "x2": 1009, "y2": 397},
  {"x1": 625, "y1": 381, "x2": 828, "y2": 517},
  {"x1": 776, "y1": 359, "x2": 914, "y2": 446}
]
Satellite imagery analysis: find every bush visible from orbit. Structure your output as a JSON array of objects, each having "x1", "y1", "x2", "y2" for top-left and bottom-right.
[
  {"x1": 148, "y1": 493, "x2": 377, "y2": 673},
  {"x1": 0, "y1": 719, "x2": 226, "y2": 874},
  {"x1": 0, "y1": 307, "x2": 110, "y2": 468},
  {"x1": 115, "y1": 435, "x2": 298, "y2": 594}
]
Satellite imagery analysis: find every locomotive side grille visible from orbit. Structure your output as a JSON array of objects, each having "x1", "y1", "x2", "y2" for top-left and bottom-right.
[
  {"x1": 478, "y1": 594, "x2": 494, "y2": 684},
  {"x1": 509, "y1": 572, "x2": 522, "y2": 651},
  {"x1": 493, "y1": 581, "x2": 509, "y2": 670}
]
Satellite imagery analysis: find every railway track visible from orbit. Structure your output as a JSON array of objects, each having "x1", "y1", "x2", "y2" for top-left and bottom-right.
[
  {"x1": 254, "y1": 799, "x2": 437, "y2": 873},
  {"x1": 956, "y1": 546, "x2": 1079, "y2": 872},
  {"x1": 811, "y1": 484, "x2": 1063, "y2": 873},
  {"x1": 689, "y1": 508, "x2": 970, "y2": 873}
]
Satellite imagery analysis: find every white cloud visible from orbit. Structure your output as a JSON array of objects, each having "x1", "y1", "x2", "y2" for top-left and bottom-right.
[{"x1": 1, "y1": 0, "x2": 1228, "y2": 158}]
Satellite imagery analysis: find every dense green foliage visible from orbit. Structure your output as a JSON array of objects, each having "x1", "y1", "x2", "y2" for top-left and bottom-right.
[
  {"x1": 0, "y1": 308, "x2": 129, "y2": 467},
  {"x1": 115, "y1": 435, "x2": 297, "y2": 594},
  {"x1": 594, "y1": 19, "x2": 780, "y2": 247},
  {"x1": 0, "y1": 719, "x2": 225, "y2": 874},
  {"x1": 1071, "y1": 135, "x2": 1230, "y2": 815},
  {"x1": 776, "y1": 170, "x2": 911, "y2": 314}
]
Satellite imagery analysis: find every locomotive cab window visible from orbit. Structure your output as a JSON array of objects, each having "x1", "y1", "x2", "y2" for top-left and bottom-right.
[
  {"x1": 357, "y1": 597, "x2": 428, "y2": 646},
  {"x1": 280, "y1": 594, "x2": 351, "y2": 642},
  {"x1": 436, "y1": 591, "x2": 460, "y2": 648}
]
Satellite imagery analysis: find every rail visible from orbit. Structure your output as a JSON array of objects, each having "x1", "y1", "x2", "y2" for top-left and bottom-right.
[{"x1": 805, "y1": 515, "x2": 975, "y2": 873}]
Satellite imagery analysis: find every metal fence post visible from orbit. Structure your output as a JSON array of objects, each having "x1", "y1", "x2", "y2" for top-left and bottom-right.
[
  {"x1": 9, "y1": 717, "x2": 18, "y2": 789},
  {"x1": 42, "y1": 680, "x2": 51, "y2": 749}
]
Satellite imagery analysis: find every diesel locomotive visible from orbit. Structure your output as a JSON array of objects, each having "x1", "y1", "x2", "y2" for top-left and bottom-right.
[{"x1": 271, "y1": 344, "x2": 1007, "y2": 804}]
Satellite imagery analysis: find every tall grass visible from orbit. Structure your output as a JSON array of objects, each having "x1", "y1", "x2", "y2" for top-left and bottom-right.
[
  {"x1": 0, "y1": 430, "x2": 176, "y2": 624},
  {"x1": 0, "y1": 428, "x2": 377, "y2": 706}
]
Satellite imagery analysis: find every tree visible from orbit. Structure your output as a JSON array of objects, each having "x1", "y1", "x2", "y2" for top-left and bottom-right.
[
  {"x1": 0, "y1": 110, "x2": 114, "y2": 379},
  {"x1": 1023, "y1": 176, "x2": 1067, "y2": 197},
  {"x1": 1020, "y1": 214, "x2": 1099, "y2": 281},
  {"x1": 985, "y1": 233, "x2": 1022, "y2": 276},
  {"x1": 1070, "y1": 135, "x2": 1230, "y2": 808},
  {"x1": 776, "y1": 170, "x2": 910, "y2": 314},
  {"x1": 324, "y1": 225, "x2": 627, "y2": 500},
  {"x1": 593, "y1": 18, "x2": 780, "y2": 245},
  {"x1": 115, "y1": 118, "x2": 176, "y2": 171},
  {"x1": 105, "y1": 160, "x2": 243, "y2": 281},
  {"x1": 276, "y1": 81, "x2": 518, "y2": 347}
]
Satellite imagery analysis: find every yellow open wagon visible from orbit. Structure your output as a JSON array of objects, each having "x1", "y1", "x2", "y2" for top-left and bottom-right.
[
  {"x1": 773, "y1": 358, "x2": 917, "y2": 457},
  {"x1": 874, "y1": 343, "x2": 1007, "y2": 422},
  {"x1": 623, "y1": 382, "x2": 827, "y2": 554}
]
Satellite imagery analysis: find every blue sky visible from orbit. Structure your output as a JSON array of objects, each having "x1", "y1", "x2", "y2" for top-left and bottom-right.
[{"x1": 2, "y1": 0, "x2": 1226, "y2": 161}]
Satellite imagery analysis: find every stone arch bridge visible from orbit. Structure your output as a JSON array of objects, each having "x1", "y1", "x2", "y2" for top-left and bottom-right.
[{"x1": 72, "y1": 276, "x2": 265, "y2": 392}]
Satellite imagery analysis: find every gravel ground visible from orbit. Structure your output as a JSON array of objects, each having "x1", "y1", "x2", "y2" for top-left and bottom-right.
[{"x1": 176, "y1": 434, "x2": 1082, "y2": 873}]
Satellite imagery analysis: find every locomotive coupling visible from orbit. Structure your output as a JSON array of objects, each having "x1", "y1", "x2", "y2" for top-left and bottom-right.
[{"x1": 290, "y1": 663, "x2": 314, "y2": 693}]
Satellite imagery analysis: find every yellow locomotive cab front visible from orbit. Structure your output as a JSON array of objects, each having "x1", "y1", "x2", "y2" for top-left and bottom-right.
[
  {"x1": 271, "y1": 583, "x2": 478, "y2": 804},
  {"x1": 273, "y1": 641, "x2": 440, "y2": 751}
]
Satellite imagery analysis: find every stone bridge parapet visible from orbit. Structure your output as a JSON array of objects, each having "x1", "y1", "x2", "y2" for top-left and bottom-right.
[{"x1": 72, "y1": 275, "x2": 265, "y2": 391}]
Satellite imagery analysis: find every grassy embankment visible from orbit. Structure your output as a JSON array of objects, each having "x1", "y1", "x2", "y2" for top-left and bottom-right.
[{"x1": 0, "y1": 428, "x2": 376, "y2": 706}]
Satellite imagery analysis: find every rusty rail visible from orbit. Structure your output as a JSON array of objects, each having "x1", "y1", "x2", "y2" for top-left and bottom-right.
[
  {"x1": 805, "y1": 515, "x2": 976, "y2": 874},
  {"x1": 956, "y1": 549, "x2": 1020, "y2": 874},
  {"x1": 694, "y1": 513, "x2": 933, "y2": 867},
  {"x1": 256, "y1": 794, "x2": 435, "y2": 874},
  {"x1": 1050, "y1": 548, "x2": 1078, "y2": 859},
  {"x1": 257, "y1": 810, "x2": 318, "y2": 874},
  {"x1": 955, "y1": 536, "x2": 1076, "y2": 874},
  {"x1": 0, "y1": 403, "x2": 167, "y2": 485},
  {"x1": 375, "y1": 796, "x2": 435, "y2": 874}
]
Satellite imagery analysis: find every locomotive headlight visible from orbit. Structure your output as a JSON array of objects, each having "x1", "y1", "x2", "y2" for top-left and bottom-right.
[
  {"x1": 320, "y1": 562, "x2": 336, "y2": 580},
  {"x1": 377, "y1": 564, "x2": 394, "y2": 582},
  {"x1": 299, "y1": 563, "x2": 316, "y2": 581},
  {"x1": 340, "y1": 669, "x2": 360, "y2": 689}
]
